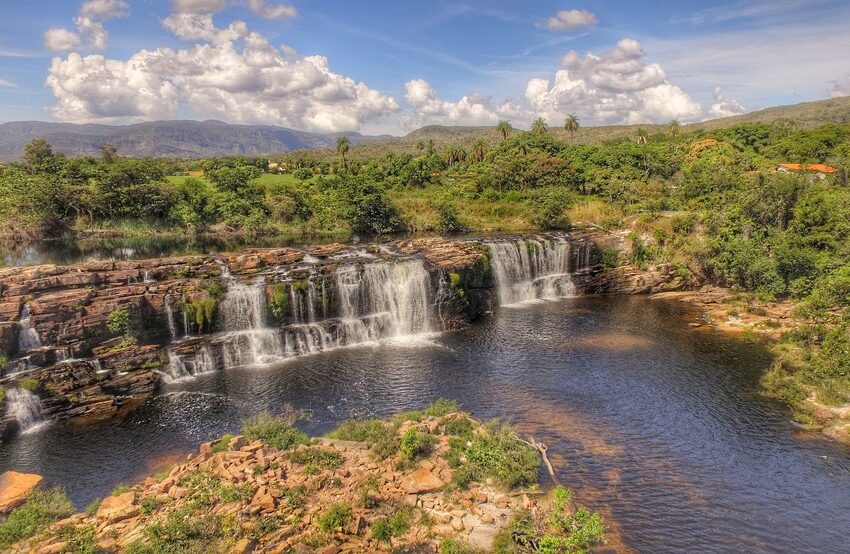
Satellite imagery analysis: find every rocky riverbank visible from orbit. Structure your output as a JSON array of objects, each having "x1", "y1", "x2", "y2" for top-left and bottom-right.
[{"x1": 1, "y1": 405, "x2": 605, "y2": 553}]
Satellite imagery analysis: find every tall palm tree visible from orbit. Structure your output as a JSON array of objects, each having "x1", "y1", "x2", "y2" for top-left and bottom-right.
[
  {"x1": 564, "y1": 114, "x2": 579, "y2": 139},
  {"x1": 516, "y1": 143, "x2": 529, "y2": 156},
  {"x1": 470, "y1": 140, "x2": 487, "y2": 163},
  {"x1": 336, "y1": 136, "x2": 350, "y2": 171},
  {"x1": 531, "y1": 117, "x2": 548, "y2": 135},
  {"x1": 667, "y1": 119, "x2": 681, "y2": 139},
  {"x1": 444, "y1": 146, "x2": 468, "y2": 165},
  {"x1": 635, "y1": 128, "x2": 648, "y2": 144},
  {"x1": 496, "y1": 120, "x2": 512, "y2": 141}
]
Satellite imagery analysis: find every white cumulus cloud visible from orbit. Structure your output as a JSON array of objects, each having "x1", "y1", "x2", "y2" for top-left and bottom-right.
[
  {"x1": 540, "y1": 9, "x2": 598, "y2": 31},
  {"x1": 708, "y1": 87, "x2": 746, "y2": 118},
  {"x1": 401, "y1": 79, "x2": 529, "y2": 129},
  {"x1": 46, "y1": 23, "x2": 399, "y2": 131},
  {"x1": 525, "y1": 38, "x2": 702, "y2": 125},
  {"x1": 43, "y1": 0, "x2": 128, "y2": 51}
]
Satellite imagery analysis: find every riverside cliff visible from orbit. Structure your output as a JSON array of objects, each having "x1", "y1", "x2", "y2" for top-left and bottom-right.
[{"x1": 0, "y1": 233, "x2": 687, "y2": 439}]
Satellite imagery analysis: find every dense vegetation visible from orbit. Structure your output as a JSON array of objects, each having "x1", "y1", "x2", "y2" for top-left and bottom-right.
[{"x1": 3, "y1": 115, "x2": 850, "y2": 422}]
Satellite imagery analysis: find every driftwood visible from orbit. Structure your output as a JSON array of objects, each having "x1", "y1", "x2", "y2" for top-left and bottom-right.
[
  {"x1": 525, "y1": 435, "x2": 578, "y2": 513},
  {"x1": 527, "y1": 436, "x2": 561, "y2": 486}
]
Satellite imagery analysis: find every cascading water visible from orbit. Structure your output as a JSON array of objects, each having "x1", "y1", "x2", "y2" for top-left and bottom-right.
[
  {"x1": 17, "y1": 304, "x2": 41, "y2": 352},
  {"x1": 335, "y1": 260, "x2": 432, "y2": 337},
  {"x1": 166, "y1": 346, "x2": 216, "y2": 381},
  {"x1": 164, "y1": 296, "x2": 178, "y2": 340},
  {"x1": 489, "y1": 238, "x2": 576, "y2": 305},
  {"x1": 7, "y1": 388, "x2": 45, "y2": 433}
]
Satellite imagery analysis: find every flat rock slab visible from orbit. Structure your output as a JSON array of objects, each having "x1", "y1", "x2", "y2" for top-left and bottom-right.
[
  {"x1": 0, "y1": 471, "x2": 44, "y2": 513},
  {"x1": 401, "y1": 467, "x2": 444, "y2": 494}
]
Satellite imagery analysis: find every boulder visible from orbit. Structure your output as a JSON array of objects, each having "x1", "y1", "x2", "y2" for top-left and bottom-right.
[
  {"x1": 96, "y1": 491, "x2": 139, "y2": 523},
  {"x1": 400, "y1": 467, "x2": 444, "y2": 494},
  {"x1": 0, "y1": 471, "x2": 44, "y2": 513}
]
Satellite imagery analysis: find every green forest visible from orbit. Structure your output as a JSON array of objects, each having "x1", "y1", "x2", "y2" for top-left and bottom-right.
[{"x1": 2, "y1": 119, "x2": 850, "y2": 419}]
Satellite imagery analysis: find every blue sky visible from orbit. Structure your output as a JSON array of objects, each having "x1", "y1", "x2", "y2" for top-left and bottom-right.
[{"x1": 1, "y1": 0, "x2": 849, "y2": 134}]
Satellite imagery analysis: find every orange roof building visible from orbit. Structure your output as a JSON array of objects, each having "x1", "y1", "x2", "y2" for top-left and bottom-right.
[{"x1": 776, "y1": 163, "x2": 837, "y2": 174}]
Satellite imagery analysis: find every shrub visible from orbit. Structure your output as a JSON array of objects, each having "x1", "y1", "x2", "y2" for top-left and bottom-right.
[
  {"x1": 107, "y1": 308, "x2": 132, "y2": 335},
  {"x1": 423, "y1": 398, "x2": 462, "y2": 417},
  {"x1": 242, "y1": 411, "x2": 309, "y2": 451},
  {"x1": 211, "y1": 433, "x2": 234, "y2": 453},
  {"x1": 493, "y1": 486, "x2": 605, "y2": 553},
  {"x1": 269, "y1": 284, "x2": 289, "y2": 322},
  {"x1": 289, "y1": 448, "x2": 343, "y2": 469},
  {"x1": 371, "y1": 506, "x2": 412, "y2": 542},
  {"x1": 439, "y1": 538, "x2": 481, "y2": 554},
  {"x1": 602, "y1": 249, "x2": 619, "y2": 268},
  {"x1": 399, "y1": 428, "x2": 435, "y2": 463},
  {"x1": 328, "y1": 418, "x2": 399, "y2": 459},
  {"x1": 447, "y1": 420, "x2": 539, "y2": 489},
  {"x1": 0, "y1": 488, "x2": 74, "y2": 549},
  {"x1": 18, "y1": 377, "x2": 40, "y2": 392},
  {"x1": 54, "y1": 524, "x2": 98, "y2": 554},
  {"x1": 318, "y1": 503, "x2": 351, "y2": 533}
]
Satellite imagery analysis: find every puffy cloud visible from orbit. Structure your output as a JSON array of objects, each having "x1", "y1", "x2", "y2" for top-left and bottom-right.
[
  {"x1": 540, "y1": 9, "x2": 598, "y2": 31},
  {"x1": 46, "y1": 52, "x2": 180, "y2": 120},
  {"x1": 46, "y1": 27, "x2": 399, "y2": 131},
  {"x1": 829, "y1": 75, "x2": 850, "y2": 98},
  {"x1": 0, "y1": 78, "x2": 16, "y2": 88},
  {"x1": 525, "y1": 38, "x2": 702, "y2": 125},
  {"x1": 44, "y1": 28, "x2": 82, "y2": 51},
  {"x1": 246, "y1": 0, "x2": 297, "y2": 19},
  {"x1": 401, "y1": 79, "x2": 529, "y2": 129},
  {"x1": 708, "y1": 87, "x2": 746, "y2": 118},
  {"x1": 43, "y1": 0, "x2": 128, "y2": 51}
]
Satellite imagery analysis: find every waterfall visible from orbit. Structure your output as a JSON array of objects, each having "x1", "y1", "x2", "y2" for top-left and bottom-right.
[
  {"x1": 17, "y1": 304, "x2": 41, "y2": 352},
  {"x1": 166, "y1": 345, "x2": 216, "y2": 381},
  {"x1": 164, "y1": 296, "x2": 178, "y2": 340},
  {"x1": 489, "y1": 238, "x2": 576, "y2": 305},
  {"x1": 7, "y1": 388, "x2": 45, "y2": 433},
  {"x1": 335, "y1": 260, "x2": 432, "y2": 337},
  {"x1": 204, "y1": 258, "x2": 434, "y2": 369},
  {"x1": 220, "y1": 281, "x2": 266, "y2": 331}
]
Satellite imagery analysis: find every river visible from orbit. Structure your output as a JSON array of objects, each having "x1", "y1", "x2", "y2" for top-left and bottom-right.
[{"x1": 1, "y1": 295, "x2": 848, "y2": 552}]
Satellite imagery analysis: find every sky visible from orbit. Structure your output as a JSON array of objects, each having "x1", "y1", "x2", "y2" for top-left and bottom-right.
[{"x1": 1, "y1": 0, "x2": 850, "y2": 135}]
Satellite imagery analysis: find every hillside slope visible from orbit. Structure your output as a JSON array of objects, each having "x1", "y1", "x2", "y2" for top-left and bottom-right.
[{"x1": 0, "y1": 120, "x2": 371, "y2": 161}]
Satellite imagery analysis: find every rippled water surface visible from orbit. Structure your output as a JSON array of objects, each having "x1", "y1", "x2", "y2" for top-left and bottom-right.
[{"x1": 2, "y1": 296, "x2": 849, "y2": 552}]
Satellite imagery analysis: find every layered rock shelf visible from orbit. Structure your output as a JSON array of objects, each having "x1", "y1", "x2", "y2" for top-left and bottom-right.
[{"x1": 0, "y1": 233, "x2": 688, "y2": 440}]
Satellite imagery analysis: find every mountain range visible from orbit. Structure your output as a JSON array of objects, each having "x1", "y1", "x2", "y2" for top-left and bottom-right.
[{"x1": 1, "y1": 96, "x2": 849, "y2": 162}]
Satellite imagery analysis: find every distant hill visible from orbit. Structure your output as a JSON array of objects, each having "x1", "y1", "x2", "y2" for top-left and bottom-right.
[
  {"x1": 2, "y1": 96, "x2": 849, "y2": 161},
  {"x1": 0, "y1": 120, "x2": 376, "y2": 161}
]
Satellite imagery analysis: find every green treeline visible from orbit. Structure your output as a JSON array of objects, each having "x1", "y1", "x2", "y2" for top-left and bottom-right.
[{"x1": 2, "y1": 121, "x2": 850, "y2": 416}]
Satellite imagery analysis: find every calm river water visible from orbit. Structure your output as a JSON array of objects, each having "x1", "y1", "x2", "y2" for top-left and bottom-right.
[{"x1": 1, "y1": 296, "x2": 849, "y2": 552}]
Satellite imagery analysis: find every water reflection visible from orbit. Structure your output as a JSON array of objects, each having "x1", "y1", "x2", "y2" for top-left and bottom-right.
[{"x1": 1, "y1": 297, "x2": 849, "y2": 552}]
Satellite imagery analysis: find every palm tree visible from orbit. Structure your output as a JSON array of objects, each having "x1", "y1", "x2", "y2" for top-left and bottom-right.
[
  {"x1": 416, "y1": 140, "x2": 426, "y2": 152},
  {"x1": 496, "y1": 120, "x2": 512, "y2": 141},
  {"x1": 336, "y1": 136, "x2": 350, "y2": 171},
  {"x1": 667, "y1": 119, "x2": 681, "y2": 139},
  {"x1": 426, "y1": 139, "x2": 436, "y2": 155},
  {"x1": 516, "y1": 143, "x2": 529, "y2": 156},
  {"x1": 531, "y1": 117, "x2": 548, "y2": 135},
  {"x1": 564, "y1": 114, "x2": 579, "y2": 139},
  {"x1": 470, "y1": 140, "x2": 487, "y2": 163},
  {"x1": 635, "y1": 129, "x2": 648, "y2": 144},
  {"x1": 444, "y1": 146, "x2": 468, "y2": 166}
]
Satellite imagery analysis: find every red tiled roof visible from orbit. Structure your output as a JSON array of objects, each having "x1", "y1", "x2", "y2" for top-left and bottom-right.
[{"x1": 777, "y1": 163, "x2": 837, "y2": 173}]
